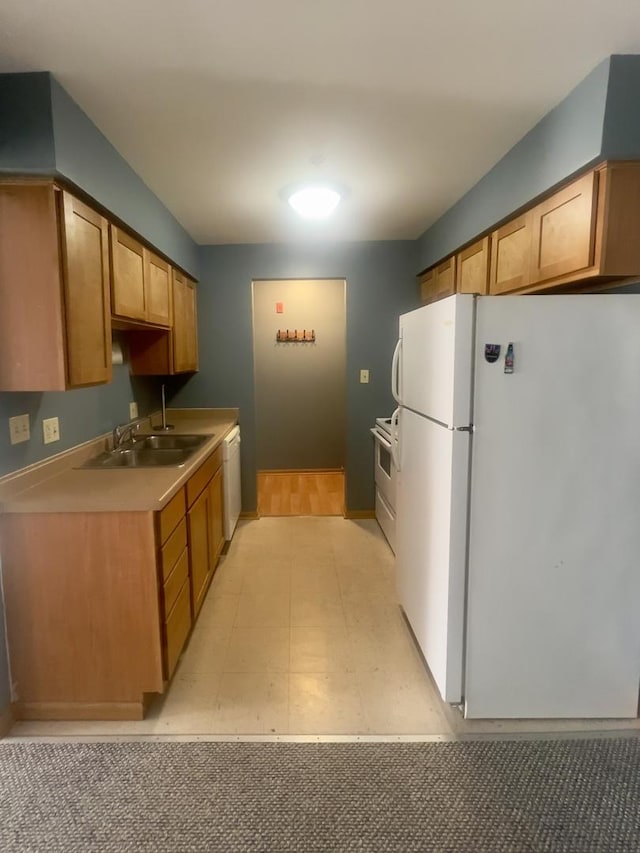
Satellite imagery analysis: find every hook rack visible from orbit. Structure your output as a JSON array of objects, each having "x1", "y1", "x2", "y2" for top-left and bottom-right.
[{"x1": 276, "y1": 329, "x2": 316, "y2": 343}]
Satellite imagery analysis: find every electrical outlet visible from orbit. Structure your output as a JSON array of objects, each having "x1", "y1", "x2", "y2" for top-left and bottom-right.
[
  {"x1": 42, "y1": 416, "x2": 60, "y2": 445},
  {"x1": 129, "y1": 402, "x2": 139, "y2": 419},
  {"x1": 359, "y1": 369, "x2": 370, "y2": 384},
  {"x1": 9, "y1": 414, "x2": 30, "y2": 445}
]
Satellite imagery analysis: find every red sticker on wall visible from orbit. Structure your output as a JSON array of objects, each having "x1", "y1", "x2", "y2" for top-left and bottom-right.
[{"x1": 276, "y1": 302, "x2": 284, "y2": 313}]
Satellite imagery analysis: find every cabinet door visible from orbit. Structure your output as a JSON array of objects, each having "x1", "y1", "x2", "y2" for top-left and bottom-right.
[
  {"x1": 456, "y1": 237, "x2": 489, "y2": 295},
  {"x1": 172, "y1": 271, "x2": 198, "y2": 372},
  {"x1": 110, "y1": 226, "x2": 146, "y2": 321},
  {"x1": 164, "y1": 558, "x2": 192, "y2": 679},
  {"x1": 208, "y1": 467, "x2": 225, "y2": 569},
  {"x1": 529, "y1": 171, "x2": 597, "y2": 284},
  {"x1": 0, "y1": 183, "x2": 67, "y2": 391},
  {"x1": 419, "y1": 257, "x2": 456, "y2": 304},
  {"x1": 145, "y1": 251, "x2": 172, "y2": 326},
  {"x1": 185, "y1": 278, "x2": 199, "y2": 369},
  {"x1": 489, "y1": 212, "x2": 532, "y2": 294},
  {"x1": 187, "y1": 486, "x2": 211, "y2": 618},
  {"x1": 59, "y1": 193, "x2": 112, "y2": 387}
]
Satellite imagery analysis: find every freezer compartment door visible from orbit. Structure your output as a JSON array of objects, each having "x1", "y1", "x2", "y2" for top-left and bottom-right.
[
  {"x1": 395, "y1": 407, "x2": 469, "y2": 702},
  {"x1": 399, "y1": 294, "x2": 474, "y2": 427}
]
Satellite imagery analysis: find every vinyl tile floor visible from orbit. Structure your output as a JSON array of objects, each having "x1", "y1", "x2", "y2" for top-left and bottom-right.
[{"x1": 8, "y1": 518, "x2": 640, "y2": 741}]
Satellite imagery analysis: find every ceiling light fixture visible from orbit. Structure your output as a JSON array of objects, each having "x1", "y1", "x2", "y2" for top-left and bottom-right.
[{"x1": 287, "y1": 185, "x2": 342, "y2": 220}]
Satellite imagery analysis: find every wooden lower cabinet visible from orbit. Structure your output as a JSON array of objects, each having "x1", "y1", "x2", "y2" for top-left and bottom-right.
[
  {"x1": 0, "y1": 447, "x2": 225, "y2": 721},
  {"x1": 0, "y1": 511, "x2": 165, "y2": 721},
  {"x1": 164, "y1": 575, "x2": 192, "y2": 679},
  {"x1": 188, "y1": 486, "x2": 212, "y2": 617},
  {"x1": 186, "y1": 447, "x2": 225, "y2": 618},
  {"x1": 209, "y1": 467, "x2": 225, "y2": 567}
]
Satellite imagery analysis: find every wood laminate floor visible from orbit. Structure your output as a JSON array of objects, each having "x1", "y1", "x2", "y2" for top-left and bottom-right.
[{"x1": 258, "y1": 470, "x2": 344, "y2": 516}]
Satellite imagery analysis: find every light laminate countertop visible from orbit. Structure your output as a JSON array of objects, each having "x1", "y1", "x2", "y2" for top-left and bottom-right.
[{"x1": 0, "y1": 408, "x2": 238, "y2": 514}]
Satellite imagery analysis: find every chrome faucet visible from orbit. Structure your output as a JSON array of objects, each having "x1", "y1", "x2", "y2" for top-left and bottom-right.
[
  {"x1": 152, "y1": 384, "x2": 174, "y2": 431},
  {"x1": 112, "y1": 416, "x2": 148, "y2": 449}
]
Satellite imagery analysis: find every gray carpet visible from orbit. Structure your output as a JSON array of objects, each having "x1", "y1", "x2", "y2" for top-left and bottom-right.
[{"x1": 1, "y1": 738, "x2": 640, "y2": 852}]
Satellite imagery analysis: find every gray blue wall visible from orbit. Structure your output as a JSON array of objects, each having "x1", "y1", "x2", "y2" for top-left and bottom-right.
[
  {"x1": 0, "y1": 73, "x2": 56, "y2": 173},
  {"x1": 169, "y1": 242, "x2": 419, "y2": 512},
  {"x1": 50, "y1": 79, "x2": 199, "y2": 277},
  {"x1": 601, "y1": 55, "x2": 640, "y2": 159},
  {"x1": 416, "y1": 58, "x2": 611, "y2": 270}
]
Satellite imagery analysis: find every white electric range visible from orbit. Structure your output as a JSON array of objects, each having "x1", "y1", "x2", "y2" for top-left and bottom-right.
[{"x1": 370, "y1": 414, "x2": 398, "y2": 552}]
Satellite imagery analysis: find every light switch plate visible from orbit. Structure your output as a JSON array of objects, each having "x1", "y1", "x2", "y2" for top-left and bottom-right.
[
  {"x1": 9, "y1": 414, "x2": 30, "y2": 445},
  {"x1": 42, "y1": 416, "x2": 60, "y2": 445},
  {"x1": 359, "y1": 369, "x2": 370, "y2": 384},
  {"x1": 129, "y1": 402, "x2": 139, "y2": 419}
]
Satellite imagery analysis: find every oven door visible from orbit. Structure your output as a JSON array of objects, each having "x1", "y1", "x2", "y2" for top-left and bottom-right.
[{"x1": 370, "y1": 427, "x2": 395, "y2": 511}]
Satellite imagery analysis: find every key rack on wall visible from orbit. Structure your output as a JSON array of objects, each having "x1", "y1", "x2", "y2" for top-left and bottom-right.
[{"x1": 276, "y1": 329, "x2": 316, "y2": 343}]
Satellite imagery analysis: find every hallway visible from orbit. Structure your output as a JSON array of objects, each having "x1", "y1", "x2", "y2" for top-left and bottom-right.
[{"x1": 8, "y1": 517, "x2": 640, "y2": 740}]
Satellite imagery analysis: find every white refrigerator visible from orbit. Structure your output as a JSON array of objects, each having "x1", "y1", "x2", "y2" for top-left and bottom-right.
[{"x1": 392, "y1": 293, "x2": 640, "y2": 718}]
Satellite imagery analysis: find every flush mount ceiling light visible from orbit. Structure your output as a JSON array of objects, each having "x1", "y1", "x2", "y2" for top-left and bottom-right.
[{"x1": 287, "y1": 184, "x2": 342, "y2": 220}]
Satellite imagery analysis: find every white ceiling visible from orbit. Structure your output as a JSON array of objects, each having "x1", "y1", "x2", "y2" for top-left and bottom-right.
[{"x1": 1, "y1": 1, "x2": 640, "y2": 245}]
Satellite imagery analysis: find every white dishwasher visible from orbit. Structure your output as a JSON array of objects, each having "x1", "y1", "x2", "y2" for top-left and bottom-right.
[{"x1": 223, "y1": 426, "x2": 241, "y2": 540}]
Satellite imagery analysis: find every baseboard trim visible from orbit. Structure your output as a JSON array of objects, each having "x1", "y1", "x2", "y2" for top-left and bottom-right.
[
  {"x1": 344, "y1": 509, "x2": 376, "y2": 519},
  {"x1": 258, "y1": 468, "x2": 344, "y2": 475},
  {"x1": 0, "y1": 704, "x2": 15, "y2": 739},
  {"x1": 239, "y1": 510, "x2": 259, "y2": 520},
  {"x1": 14, "y1": 701, "x2": 145, "y2": 722}
]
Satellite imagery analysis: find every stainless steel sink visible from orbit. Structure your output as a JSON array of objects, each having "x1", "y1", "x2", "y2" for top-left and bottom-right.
[
  {"x1": 81, "y1": 447, "x2": 193, "y2": 469},
  {"x1": 80, "y1": 433, "x2": 212, "y2": 469},
  {"x1": 130, "y1": 433, "x2": 210, "y2": 451}
]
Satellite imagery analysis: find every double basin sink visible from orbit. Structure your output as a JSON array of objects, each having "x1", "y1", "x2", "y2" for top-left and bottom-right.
[{"x1": 82, "y1": 433, "x2": 211, "y2": 469}]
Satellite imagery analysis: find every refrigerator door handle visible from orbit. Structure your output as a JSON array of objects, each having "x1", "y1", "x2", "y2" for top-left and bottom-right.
[
  {"x1": 390, "y1": 406, "x2": 401, "y2": 471},
  {"x1": 391, "y1": 338, "x2": 402, "y2": 404}
]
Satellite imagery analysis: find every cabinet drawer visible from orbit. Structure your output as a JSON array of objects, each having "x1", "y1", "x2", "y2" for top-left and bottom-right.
[
  {"x1": 186, "y1": 446, "x2": 222, "y2": 506},
  {"x1": 158, "y1": 488, "x2": 186, "y2": 543},
  {"x1": 163, "y1": 547, "x2": 189, "y2": 616},
  {"x1": 160, "y1": 517, "x2": 187, "y2": 582},
  {"x1": 164, "y1": 577, "x2": 192, "y2": 679}
]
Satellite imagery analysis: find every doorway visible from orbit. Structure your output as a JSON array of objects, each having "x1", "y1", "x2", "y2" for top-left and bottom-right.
[{"x1": 252, "y1": 279, "x2": 346, "y2": 516}]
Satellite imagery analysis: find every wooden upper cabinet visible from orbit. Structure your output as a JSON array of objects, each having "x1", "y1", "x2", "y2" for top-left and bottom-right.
[
  {"x1": 59, "y1": 193, "x2": 112, "y2": 387},
  {"x1": 110, "y1": 226, "x2": 146, "y2": 321},
  {"x1": 419, "y1": 256, "x2": 456, "y2": 304},
  {"x1": 529, "y1": 171, "x2": 597, "y2": 284},
  {"x1": 172, "y1": 271, "x2": 199, "y2": 373},
  {"x1": 126, "y1": 271, "x2": 198, "y2": 376},
  {"x1": 110, "y1": 228, "x2": 172, "y2": 327},
  {"x1": 0, "y1": 182, "x2": 111, "y2": 391},
  {"x1": 487, "y1": 163, "x2": 640, "y2": 294},
  {"x1": 489, "y1": 212, "x2": 532, "y2": 294},
  {"x1": 145, "y1": 251, "x2": 172, "y2": 326},
  {"x1": 456, "y1": 237, "x2": 490, "y2": 295}
]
